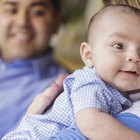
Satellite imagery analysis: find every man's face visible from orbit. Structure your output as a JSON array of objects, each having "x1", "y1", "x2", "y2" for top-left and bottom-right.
[{"x1": 0, "y1": 0, "x2": 60, "y2": 61}]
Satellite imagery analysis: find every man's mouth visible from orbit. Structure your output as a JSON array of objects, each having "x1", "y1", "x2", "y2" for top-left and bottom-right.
[
  {"x1": 11, "y1": 32, "x2": 33, "y2": 44},
  {"x1": 14, "y1": 33, "x2": 31, "y2": 40}
]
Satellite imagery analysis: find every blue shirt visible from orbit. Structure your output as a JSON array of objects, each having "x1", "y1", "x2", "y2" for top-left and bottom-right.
[
  {"x1": 2, "y1": 66, "x2": 132, "y2": 140},
  {"x1": 0, "y1": 50, "x2": 66, "y2": 138}
]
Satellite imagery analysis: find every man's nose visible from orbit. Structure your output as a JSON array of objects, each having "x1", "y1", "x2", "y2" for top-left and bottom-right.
[{"x1": 15, "y1": 10, "x2": 30, "y2": 27}]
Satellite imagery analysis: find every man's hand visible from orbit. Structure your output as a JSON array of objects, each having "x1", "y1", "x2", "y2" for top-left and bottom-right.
[{"x1": 26, "y1": 73, "x2": 67, "y2": 115}]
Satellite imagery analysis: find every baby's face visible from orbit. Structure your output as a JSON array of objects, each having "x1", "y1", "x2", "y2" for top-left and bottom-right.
[{"x1": 89, "y1": 11, "x2": 140, "y2": 92}]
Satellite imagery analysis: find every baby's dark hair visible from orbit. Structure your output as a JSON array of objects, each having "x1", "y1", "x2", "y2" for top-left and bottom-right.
[
  {"x1": 86, "y1": 4, "x2": 140, "y2": 42},
  {"x1": 51, "y1": 0, "x2": 61, "y2": 12},
  {"x1": 103, "y1": 0, "x2": 140, "y2": 9}
]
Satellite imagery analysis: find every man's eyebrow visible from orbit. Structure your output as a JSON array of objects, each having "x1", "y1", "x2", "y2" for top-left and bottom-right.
[
  {"x1": 2, "y1": 1, "x2": 50, "y2": 7},
  {"x1": 2, "y1": 1, "x2": 17, "y2": 6},
  {"x1": 31, "y1": 2, "x2": 50, "y2": 8}
]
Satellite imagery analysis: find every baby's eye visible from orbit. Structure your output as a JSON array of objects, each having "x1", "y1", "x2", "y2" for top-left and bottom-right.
[{"x1": 113, "y1": 43, "x2": 125, "y2": 50}]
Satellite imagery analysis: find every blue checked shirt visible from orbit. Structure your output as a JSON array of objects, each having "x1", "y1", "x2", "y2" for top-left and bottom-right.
[{"x1": 2, "y1": 66, "x2": 132, "y2": 140}]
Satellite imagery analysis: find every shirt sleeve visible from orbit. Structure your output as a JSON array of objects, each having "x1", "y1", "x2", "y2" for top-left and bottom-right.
[
  {"x1": 2, "y1": 115, "x2": 35, "y2": 140},
  {"x1": 46, "y1": 124, "x2": 87, "y2": 140},
  {"x1": 71, "y1": 82, "x2": 110, "y2": 115},
  {"x1": 2, "y1": 114, "x2": 62, "y2": 140},
  {"x1": 2, "y1": 130, "x2": 34, "y2": 140}
]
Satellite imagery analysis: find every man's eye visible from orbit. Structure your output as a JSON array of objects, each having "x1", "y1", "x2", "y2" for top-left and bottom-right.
[
  {"x1": 113, "y1": 43, "x2": 124, "y2": 50},
  {"x1": 32, "y1": 10, "x2": 45, "y2": 16},
  {"x1": 3, "y1": 7, "x2": 17, "y2": 14}
]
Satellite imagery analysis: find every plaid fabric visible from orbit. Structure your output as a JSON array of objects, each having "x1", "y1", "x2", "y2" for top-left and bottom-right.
[{"x1": 2, "y1": 66, "x2": 132, "y2": 140}]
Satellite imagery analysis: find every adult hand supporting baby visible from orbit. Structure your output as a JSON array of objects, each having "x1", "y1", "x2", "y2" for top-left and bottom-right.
[{"x1": 27, "y1": 73, "x2": 67, "y2": 115}]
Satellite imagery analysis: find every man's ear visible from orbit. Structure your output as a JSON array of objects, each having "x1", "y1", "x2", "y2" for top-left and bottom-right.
[{"x1": 80, "y1": 42, "x2": 93, "y2": 67}]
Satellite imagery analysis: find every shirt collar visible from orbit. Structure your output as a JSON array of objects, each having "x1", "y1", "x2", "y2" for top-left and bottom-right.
[{"x1": 0, "y1": 48, "x2": 54, "y2": 78}]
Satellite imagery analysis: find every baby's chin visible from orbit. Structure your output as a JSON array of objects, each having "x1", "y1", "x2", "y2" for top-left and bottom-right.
[
  {"x1": 116, "y1": 80, "x2": 139, "y2": 92},
  {"x1": 125, "y1": 89, "x2": 140, "y2": 94}
]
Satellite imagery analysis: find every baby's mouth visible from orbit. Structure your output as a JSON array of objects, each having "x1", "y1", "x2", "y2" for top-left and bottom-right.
[{"x1": 120, "y1": 70, "x2": 140, "y2": 76}]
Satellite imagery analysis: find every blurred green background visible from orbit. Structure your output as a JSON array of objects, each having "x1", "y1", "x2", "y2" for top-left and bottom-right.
[{"x1": 52, "y1": 0, "x2": 103, "y2": 72}]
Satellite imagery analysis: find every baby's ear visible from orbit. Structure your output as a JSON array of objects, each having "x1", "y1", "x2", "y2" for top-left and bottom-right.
[{"x1": 80, "y1": 42, "x2": 93, "y2": 67}]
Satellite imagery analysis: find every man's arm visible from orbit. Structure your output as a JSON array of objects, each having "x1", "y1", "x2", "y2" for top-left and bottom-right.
[{"x1": 76, "y1": 108, "x2": 140, "y2": 140}]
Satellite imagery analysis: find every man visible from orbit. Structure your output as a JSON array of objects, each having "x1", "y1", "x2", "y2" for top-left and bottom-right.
[
  {"x1": 3, "y1": 4, "x2": 140, "y2": 140},
  {"x1": 0, "y1": 0, "x2": 67, "y2": 138}
]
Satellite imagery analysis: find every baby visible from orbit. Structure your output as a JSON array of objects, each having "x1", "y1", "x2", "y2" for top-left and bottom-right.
[{"x1": 2, "y1": 4, "x2": 140, "y2": 140}]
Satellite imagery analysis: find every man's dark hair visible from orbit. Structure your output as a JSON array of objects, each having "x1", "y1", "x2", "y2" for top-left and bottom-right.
[{"x1": 51, "y1": 0, "x2": 61, "y2": 12}]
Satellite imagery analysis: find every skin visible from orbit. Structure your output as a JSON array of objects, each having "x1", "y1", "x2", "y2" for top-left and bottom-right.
[
  {"x1": 0, "y1": 0, "x2": 60, "y2": 61},
  {"x1": 80, "y1": 10, "x2": 140, "y2": 93},
  {"x1": 27, "y1": 73, "x2": 68, "y2": 115}
]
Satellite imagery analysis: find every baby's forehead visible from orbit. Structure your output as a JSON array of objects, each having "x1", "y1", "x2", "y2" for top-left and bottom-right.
[
  {"x1": 87, "y1": 5, "x2": 140, "y2": 43},
  {"x1": 87, "y1": 8, "x2": 122, "y2": 39},
  {"x1": 91, "y1": 6, "x2": 140, "y2": 27},
  {"x1": 94, "y1": 5, "x2": 140, "y2": 24}
]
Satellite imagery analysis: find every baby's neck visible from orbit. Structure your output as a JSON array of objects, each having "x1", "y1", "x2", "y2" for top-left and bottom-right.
[
  {"x1": 126, "y1": 89, "x2": 140, "y2": 95},
  {"x1": 124, "y1": 90, "x2": 140, "y2": 102}
]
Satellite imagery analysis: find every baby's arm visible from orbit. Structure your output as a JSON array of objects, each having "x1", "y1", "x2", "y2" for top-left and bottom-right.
[{"x1": 76, "y1": 108, "x2": 140, "y2": 140}]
